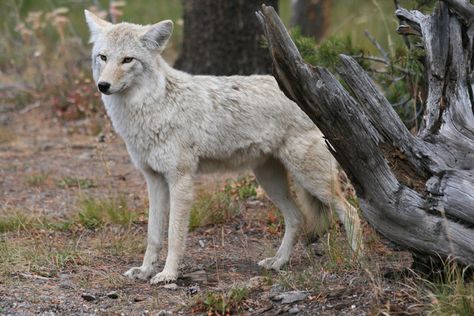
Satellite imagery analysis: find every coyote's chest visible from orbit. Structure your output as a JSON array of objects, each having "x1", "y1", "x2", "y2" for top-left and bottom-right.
[{"x1": 104, "y1": 98, "x2": 161, "y2": 156}]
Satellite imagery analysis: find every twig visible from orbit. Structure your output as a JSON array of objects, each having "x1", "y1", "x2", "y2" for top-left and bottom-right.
[
  {"x1": 353, "y1": 55, "x2": 388, "y2": 64},
  {"x1": 364, "y1": 30, "x2": 389, "y2": 63},
  {"x1": 17, "y1": 272, "x2": 54, "y2": 281},
  {"x1": 351, "y1": 55, "x2": 416, "y2": 75},
  {"x1": 19, "y1": 101, "x2": 41, "y2": 114},
  {"x1": 392, "y1": 98, "x2": 412, "y2": 108}
]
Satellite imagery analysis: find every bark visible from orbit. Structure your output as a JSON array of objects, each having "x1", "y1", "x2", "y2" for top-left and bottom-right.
[
  {"x1": 174, "y1": 0, "x2": 278, "y2": 75},
  {"x1": 291, "y1": 0, "x2": 331, "y2": 41},
  {"x1": 257, "y1": 2, "x2": 474, "y2": 264}
]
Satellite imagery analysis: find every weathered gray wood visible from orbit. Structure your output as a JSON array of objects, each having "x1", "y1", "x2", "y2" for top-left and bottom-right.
[
  {"x1": 442, "y1": 0, "x2": 474, "y2": 25},
  {"x1": 397, "y1": 4, "x2": 450, "y2": 138},
  {"x1": 337, "y1": 55, "x2": 440, "y2": 178},
  {"x1": 257, "y1": 4, "x2": 474, "y2": 265},
  {"x1": 426, "y1": 170, "x2": 474, "y2": 226},
  {"x1": 396, "y1": 3, "x2": 474, "y2": 170}
]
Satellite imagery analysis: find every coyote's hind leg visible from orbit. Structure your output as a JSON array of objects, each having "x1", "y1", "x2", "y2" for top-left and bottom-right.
[{"x1": 253, "y1": 157, "x2": 303, "y2": 270}]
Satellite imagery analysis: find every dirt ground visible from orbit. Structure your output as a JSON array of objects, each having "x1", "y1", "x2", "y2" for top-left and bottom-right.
[{"x1": 0, "y1": 107, "x2": 425, "y2": 315}]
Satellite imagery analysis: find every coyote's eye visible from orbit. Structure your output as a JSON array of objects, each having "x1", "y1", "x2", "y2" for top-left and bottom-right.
[
  {"x1": 99, "y1": 54, "x2": 107, "y2": 62},
  {"x1": 122, "y1": 57, "x2": 134, "y2": 64}
]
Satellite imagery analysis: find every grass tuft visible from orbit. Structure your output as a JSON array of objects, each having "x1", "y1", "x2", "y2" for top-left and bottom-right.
[
  {"x1": 26, "y1": 172, "x2": 49, "y2": 187},
  {"x1": 189, "y1": 175, "x2": 259, "y2": 230},
  {"x1": 0, "y1": 213, "x2": 72, "y2": 233},
  {"x1": 76, "y1": 194, "x2": 135, "y2": 229},
  {"x1": 224, "y1": 175, "x2": 258, "y2": 200},
  {"x1": 325, "y1": 222, "x2": 362, "y2": 271},
  {"x1": 56, "y1": 176, "x2": 95, "y2": 189},
  {"x1": 0, "y1": 237, "x2": 82, "y2": 277},
  {"x1": 189, "y1": 189, "x2": 237, "y2": 231},
  {"x1": 424, "y1": 260, "x2": 474, "y2": 316},
  {"x1": 0, "y1": 213, "x2": 33, "y2": 233},
  {"x1": 194, "y1": 287, "x2": 250, "y2": 315}
]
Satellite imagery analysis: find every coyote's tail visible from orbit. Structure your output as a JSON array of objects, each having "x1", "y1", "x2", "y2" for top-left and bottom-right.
[{"x1": 293, "y1": 181, "x2": 332, "y2": 244}]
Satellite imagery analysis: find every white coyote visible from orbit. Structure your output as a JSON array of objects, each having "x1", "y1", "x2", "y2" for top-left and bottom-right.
[{"x1": 85, "y1": 10, "x2": 363, "y2": 284}]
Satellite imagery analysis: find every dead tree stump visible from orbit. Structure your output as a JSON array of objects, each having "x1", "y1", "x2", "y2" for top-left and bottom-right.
[{"x1": 257, "y1": 0, "x2": 474, "y2": 265}]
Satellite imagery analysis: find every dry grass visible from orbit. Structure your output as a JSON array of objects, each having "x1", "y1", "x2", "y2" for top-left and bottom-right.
[
  {"x1": 189, "y1": 188, "x2": 237, "y2": 231},
  {"x1": 25, "y1": 172, "x2": 50, "y2": 187},
  {"x1": 192, "y1": 286, "x2": 250, "y2": 315},
  {"x1": 189, "y1": 176, "x2": 258, "y2": 231},
  {"x1": 0, "y1": 232, "x2": 84, "y2": 277},
  {"x1": 0, "y1": 126, "x2": 15, "y2": 144},
  {"x1": 1, "y1": 2, "x2": 102, "y2": 120},
  {"x1": 56, "y1": 176, "x2": 95, "y2": 189},
  {"x1": 76, "y1": 194, "x2": 137, "y2": 229},
  {"x1": 420, "y1": 260, "x2": 474, "y2": 315},
  {"x1": 92, "y1": 228, "x2": 145, "y2": 259},
  {"x1": 0, "y1": 212, "x2": 72, "y2": 233},
  {"x1": 1, "y1": 180, "x2": 470, "y2": 315}
]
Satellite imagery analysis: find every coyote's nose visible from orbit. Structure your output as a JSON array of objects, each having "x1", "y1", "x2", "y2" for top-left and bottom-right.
[{"x1": 98, "y1": 81, "x2": 111, "y2": 93}]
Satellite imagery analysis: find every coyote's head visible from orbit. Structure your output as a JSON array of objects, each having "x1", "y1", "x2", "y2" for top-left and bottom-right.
[{"x1": 84, "y1": 10, "x2": 173, "y2": 95}]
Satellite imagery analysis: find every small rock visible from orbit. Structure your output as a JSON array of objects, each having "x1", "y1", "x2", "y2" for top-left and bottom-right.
[
  {"x1": 270, "y1": 284, "x2": 284, "y2": 293},
  {"x1": 59, "y1": 280, "x2": 74, "y2": 289},
  {"x1": 246, "y1": 200, "x2": 261, "y2": 207},
  {"x1": 198, "y1": 239, "x2": 205, "y2": 248},
  {"x1": 186, "y1": 285, "x2": 199, "y2": 296},
  {"x1": 163, "y1": 283, "x2": 178, "y2": 290},
  {"x1": 106, "y1": 291, "x2": 119, "y2": 299},
  {"x1": 271, "y1": 291, "x2": 309, "y2": 304},
  {"x1": 78, "y1": 152, "x2": 92, "y2": 160},
  {"x1": 81, "y1": 293, "x2": 97, "y2": 302},
  {"x1": 289, "y1": 305, "x2": 300, "y2": 314},
  {"x1": 133, "y1": 296, "x2": 146, "y2": 302},
  {"x1": 157, "y1": 310, "x2": 172, "y2": 316},
  {"x1": 246, "y1": 276, "x2": 268, "y2": 289},
  {"x1": 59, "y1": 274, "x2": 74, "y2": 289}
]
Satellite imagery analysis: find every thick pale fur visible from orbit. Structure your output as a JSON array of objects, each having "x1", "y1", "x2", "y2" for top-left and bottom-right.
[
  {"x1": 84, "y1": 10, "x2": 363, "y2": 284},
  {"x1": 293, "y1": 180, "x2": 331, "y2": 244}
]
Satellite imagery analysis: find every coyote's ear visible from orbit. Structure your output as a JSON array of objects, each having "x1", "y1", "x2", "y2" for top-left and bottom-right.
[
  {"x1": 140, "y1": 20, "x2": 173, "y2": 52},
  {"x1": 84, "y1": 10, "x2": 111, "y2": 43}
]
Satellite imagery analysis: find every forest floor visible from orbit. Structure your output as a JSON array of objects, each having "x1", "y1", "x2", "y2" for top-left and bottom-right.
[{"x1": 0, "y1": 106, "x2": 430, "y2": 315}]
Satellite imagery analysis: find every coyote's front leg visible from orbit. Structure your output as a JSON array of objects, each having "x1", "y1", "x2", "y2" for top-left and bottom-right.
[
  {"x1": 124, "y1": 170, "x2": 169, "y2": 280},
  {"x1": 150, "y1": 173, "x2": 194, "y2": 284}
]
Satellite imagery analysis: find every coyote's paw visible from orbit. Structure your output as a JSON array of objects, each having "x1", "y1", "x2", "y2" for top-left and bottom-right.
[
  {"x1": 150, "y1": 270, "x2": 178, "y2": 284},
  {"x1": 258, "y1": 256, "x2": 287, "y2": 271},
  {"x1": 123, "y1": 266, "x2": 155, "y2": 281}
]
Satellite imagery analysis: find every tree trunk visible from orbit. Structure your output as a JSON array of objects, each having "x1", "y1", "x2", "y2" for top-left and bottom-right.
[
  {"x1": 291, "y1": 0, "x2": 331, "y2": 41},
  {"x1": 174, "y1": 0, "x2": 278, "y2": 75},
  {"x1": 257, "y1": 1, "x2": 474, "y2": 264}
]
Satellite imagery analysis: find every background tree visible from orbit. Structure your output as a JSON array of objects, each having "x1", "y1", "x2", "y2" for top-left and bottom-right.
[
  {"x1": 291, "y1": 0, "x2": 331, "y2": 42},
  {"x1": 174, "y1": 0, "x2": 278, "y2": 75}
]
